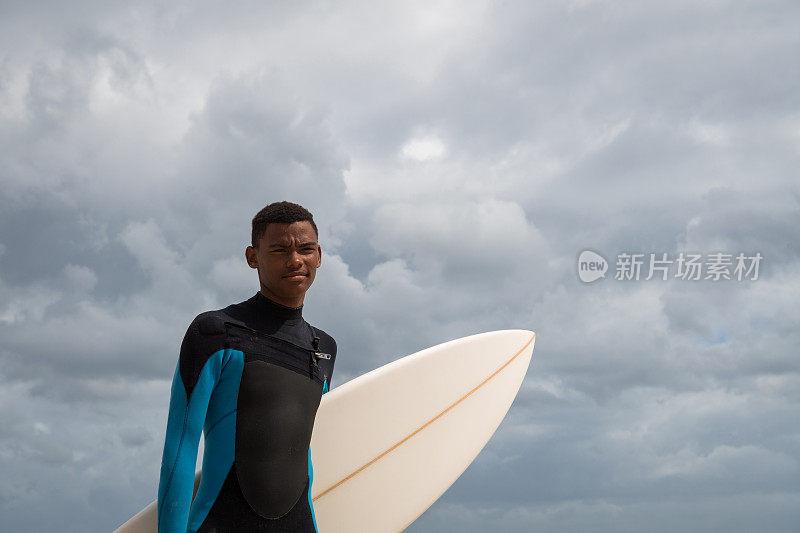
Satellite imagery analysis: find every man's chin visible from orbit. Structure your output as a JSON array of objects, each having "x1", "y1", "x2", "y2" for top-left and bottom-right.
[
  {"x1": 275, "y1": 283, "x2": 312, "y2": 301},
  {"x1": 281, "y1": 279, "x2": 311, "y2": 290}
]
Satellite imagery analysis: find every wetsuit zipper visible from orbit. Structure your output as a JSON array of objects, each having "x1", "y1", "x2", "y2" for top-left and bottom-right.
[{"x1": 224, "y1": 321, "x2": 321, "y2": 381}]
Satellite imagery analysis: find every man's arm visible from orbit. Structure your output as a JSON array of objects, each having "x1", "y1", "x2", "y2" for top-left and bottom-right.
[{"x1": 156, "y1": 314, "x2": 230, "y2": 533}]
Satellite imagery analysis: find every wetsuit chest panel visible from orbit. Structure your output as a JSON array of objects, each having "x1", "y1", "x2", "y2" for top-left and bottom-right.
[
  {"x1": 235, "y1": 359, "x2": 322, "y2": 519},
  {"x1": 225, "y1": 321, "x2": 321, "y2": 379}
]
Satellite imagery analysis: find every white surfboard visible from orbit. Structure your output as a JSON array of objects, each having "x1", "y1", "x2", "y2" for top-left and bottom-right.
[{"x1": 115, "y1": 329, "x2": 535, "y2": 532}]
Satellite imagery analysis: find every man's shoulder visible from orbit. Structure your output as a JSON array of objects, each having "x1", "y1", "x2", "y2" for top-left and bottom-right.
[
  {"x1": 177, "y1": 309, "x2": 238, "y2": 396},
  {"x1": 189, "y1": 309, "x2": 229, "y2": 336},
  {"x1": 181, "y1": 308, "x2": 238, "y2": 358},
  {"x1": 187, "y1": 294, "x2": 253, "y2": 332}
]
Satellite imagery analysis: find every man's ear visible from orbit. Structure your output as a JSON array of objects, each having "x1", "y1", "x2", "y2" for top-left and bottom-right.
[
  {"x1": 245, "y1": 246, "x2": 258, "y2": 269},
  {"x1": 316, "y1": 245, "x2": 322, "y2": 268}
]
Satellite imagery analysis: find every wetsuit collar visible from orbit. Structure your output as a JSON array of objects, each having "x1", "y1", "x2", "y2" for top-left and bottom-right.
[{"x1": 254, "y1": 291, "x2": 303, "y2": 320}]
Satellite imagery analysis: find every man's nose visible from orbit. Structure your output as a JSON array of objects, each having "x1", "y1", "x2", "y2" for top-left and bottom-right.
[{"x1": 286, "y1": 250, "x2": 303, "y2": 267}]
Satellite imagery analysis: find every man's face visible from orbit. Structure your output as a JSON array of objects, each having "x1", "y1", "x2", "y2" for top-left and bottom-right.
[{"x1": 245, "y1": 221, "x2": 322, "y2": 308}]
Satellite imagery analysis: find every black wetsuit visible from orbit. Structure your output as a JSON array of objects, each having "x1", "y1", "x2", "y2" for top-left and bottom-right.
[{"x1": 157, "y1": 291, "x2": 336, "y2": 532}]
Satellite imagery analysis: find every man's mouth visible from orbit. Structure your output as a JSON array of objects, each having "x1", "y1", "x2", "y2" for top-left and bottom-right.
[{"x1": 283, "y1": 272, "x2": 307, "y2": 280}]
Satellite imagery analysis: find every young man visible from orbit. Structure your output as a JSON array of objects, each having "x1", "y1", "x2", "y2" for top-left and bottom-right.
[{"x1": 157, "y1": 201, "x2": 337, "y2": 532}]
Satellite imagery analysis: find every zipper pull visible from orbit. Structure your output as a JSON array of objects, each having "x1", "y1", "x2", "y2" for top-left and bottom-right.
[
  {"x1": 312, "y1": 336, "x2": 331, "y2": 361},
  {"x1": 313, "y1": 334, "x2": 332, "y2": 360}
]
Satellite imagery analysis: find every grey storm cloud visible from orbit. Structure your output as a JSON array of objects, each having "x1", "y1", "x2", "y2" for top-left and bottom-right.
[{"x1": 1, "y1": 1, "x2": 799, "y2": 532}]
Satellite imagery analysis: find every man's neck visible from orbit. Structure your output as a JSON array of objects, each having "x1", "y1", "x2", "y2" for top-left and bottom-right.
[
  {"x1": 255, "y1": 290, "x2": 304, "y2": 320},
  {"x1": 259, "y1": 287, "x2": 304, "y2": 309}
]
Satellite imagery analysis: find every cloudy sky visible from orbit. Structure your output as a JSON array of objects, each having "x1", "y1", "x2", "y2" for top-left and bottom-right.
[{"x1": 1, "y1": 1, "x2": 799, "y2": 531}]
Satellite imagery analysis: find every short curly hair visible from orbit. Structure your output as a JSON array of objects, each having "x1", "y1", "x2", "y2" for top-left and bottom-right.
[{"x1": 251, "y1": 201, "x2": 318, "y2": 247}]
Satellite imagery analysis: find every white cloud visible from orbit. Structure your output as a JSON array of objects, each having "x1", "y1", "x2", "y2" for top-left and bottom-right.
[{"x1": 400, "y1": 135, "x2": 447, "y2": 161}]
